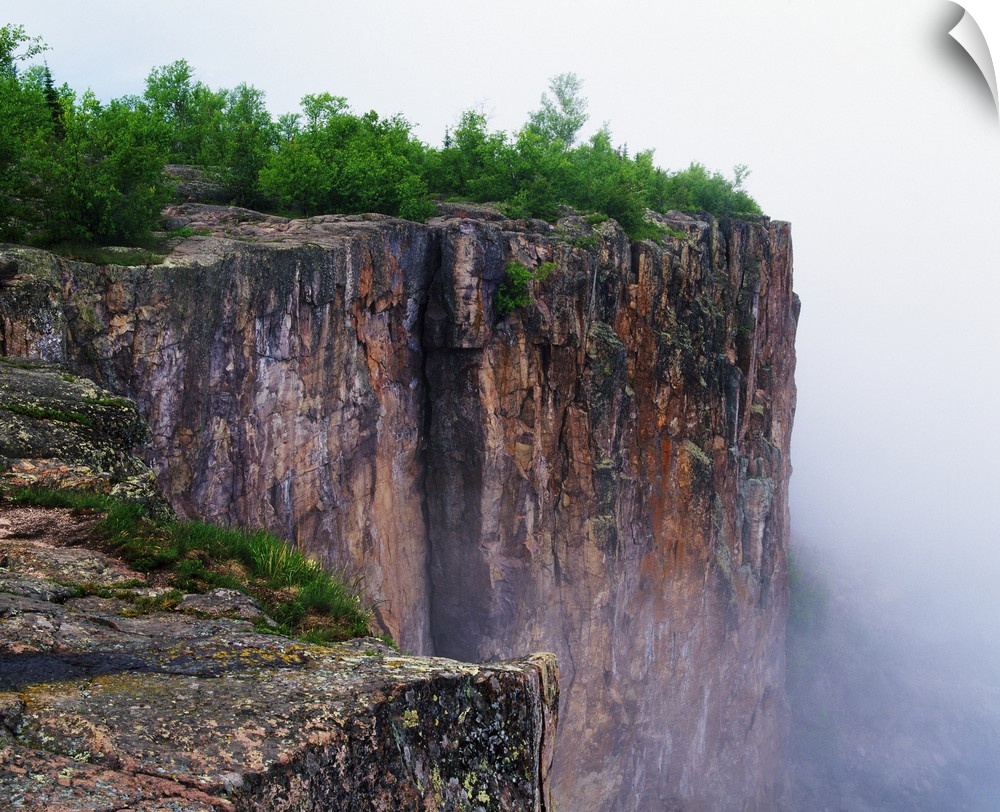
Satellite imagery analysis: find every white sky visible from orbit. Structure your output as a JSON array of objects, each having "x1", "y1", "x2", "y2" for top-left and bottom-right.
[{"x1": 10, "y1": 0, "x2": 1000, "y2": 653}]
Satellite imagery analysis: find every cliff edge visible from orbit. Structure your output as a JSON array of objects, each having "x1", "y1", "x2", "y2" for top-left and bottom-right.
[
  {"x1": 0, "y1": 363, "x2": 558, "y2": 811},
  {"x1": 0, "y1": 202, "x2": 797, "y2": 810}
]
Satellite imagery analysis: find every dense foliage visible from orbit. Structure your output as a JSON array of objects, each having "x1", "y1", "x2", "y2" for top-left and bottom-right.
[
  {"x1": 1, "y1": 24, "x2": 764, "y2": 247},
  {"x1": 1, "y1": 25, "x2": 173, "y2": 244},
  {"x1": 258, "y1": 92, "x2": 434, "y2": 221}
]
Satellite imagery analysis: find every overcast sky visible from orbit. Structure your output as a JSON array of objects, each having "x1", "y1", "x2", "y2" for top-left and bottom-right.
[{"x1": 11, "y1": 0, "x2": 1000, "y2": 655}]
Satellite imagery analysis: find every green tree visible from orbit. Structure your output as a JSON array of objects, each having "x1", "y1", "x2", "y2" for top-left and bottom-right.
[
  {"x1": 0, "y1": 23, "x2": 47, "y2": 77},
  {"x1": 427, "y1": 109, "x2": 516, "y2": 202},
  {"x1": 143, "y1": 59, "x2": 227, "y2": 163},
  {"x1": 632, "y1": 148, "x2": 670, "y2": 212},
  {"x1": 495, "y1": 260, "x2": 535, "y2": 319},
  {"x1": 217, "y1": 83, "x2": 277, "y2": 207},
  {"x1": 42, "y1": 91, "x2": 173, "y2": 244},
  {"x1": 421, "y1": 70, "x2": 764, "y2": 234},
  {"x1": 258, "y1": 128, "x2": 329, "y2": 215},
  {"x1": 660, "y1": 162, "x2": 763, "y2": 217},
  {"x1": 260, "y1": 97, "x2": 433, "y2": 220},
  {"x1": 41, "y1": 65, "x2": 64, "y2": 139},
  {"x1": 1, "y1": 27, "x2": 173, "y2": 247},
  {"x1": 143, "y1": 61, "x2": 279, "y2": 207},
  {"x1": 300, "y1": 92, "x2": 349, "y2": 130},
  {"x1": 0, "y1": 25, "x2": 53, "y2": 240},
  {"x1": 567, "y1": 126, "x2": 650, "y2": 236},
  {"x1": 526, "y1": 72, "x2": 588, "y2": 146},
  {"x1": 504, "y1": 127, "x2": 573, "y2": 220}
]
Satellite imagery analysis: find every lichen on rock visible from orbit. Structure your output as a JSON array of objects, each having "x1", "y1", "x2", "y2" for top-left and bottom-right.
[{"x1": 0, "y1": 359, "x2": 163, "y2": 507}]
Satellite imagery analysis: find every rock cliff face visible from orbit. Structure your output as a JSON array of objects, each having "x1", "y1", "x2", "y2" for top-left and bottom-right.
[
  {"x1": 0, "y1": 363, "x2": 558, "y2": 811},
  {"x1": 0, "y1": 202, "x2": 798, "y2": 810}
]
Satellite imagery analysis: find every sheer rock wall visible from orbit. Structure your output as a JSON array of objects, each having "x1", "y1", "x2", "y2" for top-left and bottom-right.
[{"x1": 0, "y1": 202, "x2": 798, "y2": 810}]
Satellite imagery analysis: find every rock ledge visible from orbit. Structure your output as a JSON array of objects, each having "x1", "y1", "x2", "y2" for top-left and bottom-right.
[
  {"x1": 0, "y1": 361, "x2": 557, "y2": 811},
  {"x1": 0, "y1": 503, "x2": 558, "y2": 811}
]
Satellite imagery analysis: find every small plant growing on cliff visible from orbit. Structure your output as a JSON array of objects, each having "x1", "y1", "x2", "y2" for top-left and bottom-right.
[
  {"x1": 535, "y1": 260, "x2": 556, "y2": 282},
  {"x1": 496, "y1": 260, "x2": 554, "y2": 320},
  {"x1": 496, "y1": 261, "x2": 534, "y2": 318},
  {"x1": 2, "y1": 402, "x2": 94, "y2": 427}
]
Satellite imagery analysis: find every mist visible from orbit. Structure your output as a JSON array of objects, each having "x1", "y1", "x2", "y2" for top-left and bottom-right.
[{"x1": 785, "y1": 22, "x2": 1000, "y2": 796}]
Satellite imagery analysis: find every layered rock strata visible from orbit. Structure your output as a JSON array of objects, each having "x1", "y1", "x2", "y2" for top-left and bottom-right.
[{"x1": 0, "y1": 201, "x2": 798, "y2": 810}]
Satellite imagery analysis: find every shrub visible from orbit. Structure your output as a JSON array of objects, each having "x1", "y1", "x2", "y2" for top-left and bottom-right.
[
  {"x1": 3, "y1": 29, "x2": 766, "y2": 245},
  {"x1": 259, "y1": 102, "x2": 432, "y2": 220},
  {"x1": 496, "y1": 260, "x2": 536, "y2": 319},
  {"x1": 660, "y1": 162, "x2": 763, "y2": 217}
]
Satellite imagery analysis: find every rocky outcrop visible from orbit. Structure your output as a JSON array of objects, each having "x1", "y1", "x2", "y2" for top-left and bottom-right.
[
  {"x1": 0, "y1": 363, "x2": 559, "y2": 811},
  {"x1": 0, "y1": 359, "x2": 163, "y2": 506},
  {"x1": 0, "y1": 201, "x2": 798, "y2": 810},
  {"x1": 165, "y1": 164, "x2": 232, "y2": 205},
  {"x1": 0, "y1": 505, "x2": 558, "y2": 811},
  {"x1": 2, "y1": 211, "x2": 438, "y2": 655}
]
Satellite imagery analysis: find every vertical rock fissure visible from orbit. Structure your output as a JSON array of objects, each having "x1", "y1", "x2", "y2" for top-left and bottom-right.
[{"x1": 417, "y1": 232, "x2": 443, "y2": 656}]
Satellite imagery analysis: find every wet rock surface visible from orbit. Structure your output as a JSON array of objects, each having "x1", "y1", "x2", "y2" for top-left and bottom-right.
[{"x1": 0, "y1": 505, "x2": 558, "y2": 811}]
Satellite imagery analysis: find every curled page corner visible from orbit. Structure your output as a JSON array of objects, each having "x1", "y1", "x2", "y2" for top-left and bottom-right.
[{"x1": 949, "y1": 6, "x2": 999, "y2": 115}]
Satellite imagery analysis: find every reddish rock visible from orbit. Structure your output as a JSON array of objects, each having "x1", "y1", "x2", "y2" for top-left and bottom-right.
[
  {"x1": 0, "y1": 504, "x2": 558, "y2": 811},
  {"x1": 424, "y1": 211, "x2": 797, "y2": 808},
  {"x1": 0, "y1": 202, "x2": 798, "y2": 810}
]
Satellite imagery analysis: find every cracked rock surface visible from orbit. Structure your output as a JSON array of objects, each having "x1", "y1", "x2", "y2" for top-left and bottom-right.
[
  {"x1": 0, "y1": 505, "x2": 558, "y2": 811},
  {"x1": 0, "y1": 362, "x2": 557, "y2": 811},
  {"x1": 1, "y1": 201, "x2": 796, "y2": 810}
]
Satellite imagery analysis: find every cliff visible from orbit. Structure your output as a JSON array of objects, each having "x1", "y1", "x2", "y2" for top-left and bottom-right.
[
  {"x1": 0, "y1": 362, "x2": 558, "y2": 811},
  {"x1": 0, "y1": 201, "x2": 798, "y2": 810}
]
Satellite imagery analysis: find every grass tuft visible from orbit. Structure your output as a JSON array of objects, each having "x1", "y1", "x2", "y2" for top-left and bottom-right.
[
  {"x1": 3, "y1": 486, "x2": 373, "y2": 643},
  {"x1": 2, "y1": 403, "x2": 94, "y2": 427},
  {"x1": 41, "y1": 242, "x2": 165, "y2": 267}
]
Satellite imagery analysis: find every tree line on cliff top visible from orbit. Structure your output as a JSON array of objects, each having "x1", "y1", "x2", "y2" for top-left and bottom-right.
[{"x1": 0, "y1": 23, "x2": 763, "y2": 248}]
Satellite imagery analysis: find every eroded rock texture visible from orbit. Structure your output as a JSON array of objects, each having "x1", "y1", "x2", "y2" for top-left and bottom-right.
[
  {"x1": 2, "y1": 210, "x2": 437, "y2": 655},
  {"x1": 0, "y1": 506, "x2": 558, "y2": 812},
  {"x1": 0, "y1": 202, "x2": 798, "y2": 810},
  {"x1": 0, "y1": 359, "x2": 163, "y2": 507}
]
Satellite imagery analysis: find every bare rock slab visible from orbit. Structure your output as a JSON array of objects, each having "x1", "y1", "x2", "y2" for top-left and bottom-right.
[
  {"x1": 0, "y1": 506, "x2": 558, "y2": 811},
  {"x1": 1, "y1": 643, "x2": 557, "y2": 811}
]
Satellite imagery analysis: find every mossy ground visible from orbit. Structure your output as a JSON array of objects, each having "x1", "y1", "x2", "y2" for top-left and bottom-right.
[{"x1": 2, "y1": 486, "x2": 373, "y2": 644}]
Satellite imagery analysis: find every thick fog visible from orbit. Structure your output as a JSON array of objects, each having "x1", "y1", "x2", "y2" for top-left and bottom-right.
[{"x1": 15, "y1": 0, "x2": 1000, "y2": 804}]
